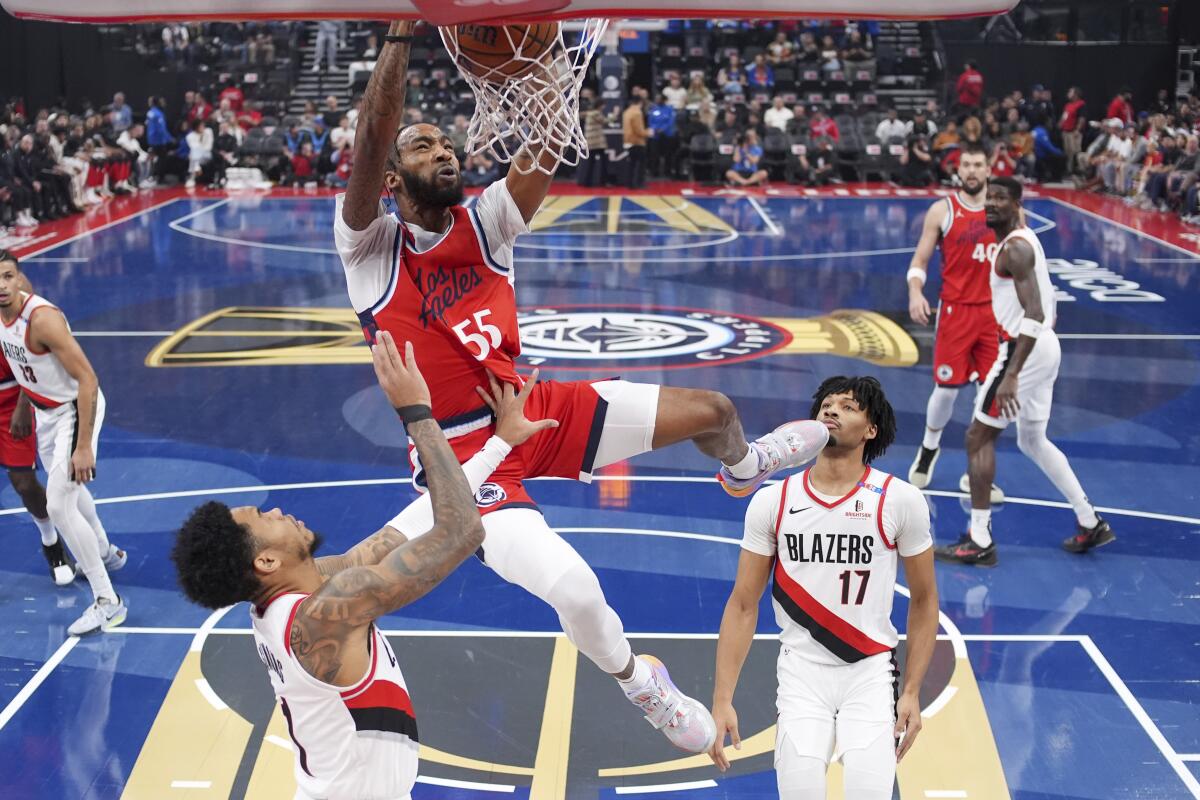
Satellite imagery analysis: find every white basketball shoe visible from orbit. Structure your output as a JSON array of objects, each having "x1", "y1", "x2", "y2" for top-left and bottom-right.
[
  {"x1": 624, "y1": 655, "x2": 717, "y2": 754},
  {"x1": 67, "y1": 595, "x2": 127, "y2": 637},
  {"x1": 718, "y1": 419, "x2": 830, "y2": 498}
]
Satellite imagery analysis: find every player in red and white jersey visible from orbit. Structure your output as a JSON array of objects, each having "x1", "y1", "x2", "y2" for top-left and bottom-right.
[
  {"x1": 0, "y1": 253, "x2": 126, "y2": 636},
  {"x1": 0, "y1": 255, "x2": 73, "y2": 586},
  {"x1": 709, "y1": 376, "x2": 938, "y2": 798},
  {"x1": 334, "y1": 21, "x2": 828, "y2": 754},
  {"x1": 936, "y1": 178, "x2": 1113, "y2": 567},
  {"x1": 173, "y1": 334, "x2": 556, "y2": 800},
  {"x1": 905, "y1": 143, "x2": 1004, "y2": 502}
]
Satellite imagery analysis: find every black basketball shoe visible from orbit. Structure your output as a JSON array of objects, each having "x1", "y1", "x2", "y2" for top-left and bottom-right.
[
  {"x1": 934, "y1": 532, "x2": 998, "y2": 567},
  {"x1": 908, "y1": 446, "x2": 939, "y2": 488},
  {"x1": 1062, "y1": 516, "x2": 1116, "y2": 554},
  {"x1": 42, "y1": 539, "x2": 78, "y2": 586}
]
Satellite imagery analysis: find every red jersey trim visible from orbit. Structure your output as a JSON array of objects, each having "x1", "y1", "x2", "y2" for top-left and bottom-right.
[
  {"x1": 22, "y1": 387, "x2": 64, "y2": 409},
  {"x1": 368, "y1": 226, "x2": 403, "y2": 315},
  {"x1": 24, "y1": 304, "x2": 58, "y2": 356},
  {"x1": 773, "y1": 476, "x2": 790, "y2": 539},
  {"x1": 802, "y1": 466, "x2": 871, "y2": 509},
  {"x1": 772, "y1": 559, "x2": 891, "y2": 658},
  {"x1": 467, "y1": 206, "x2": 511, "y2": 276},
  {"x1": 340, "y1": 626, "x2": 381, "y2": 699},
  {"x1": 3, "y1": 294, "x2": 32, "y2": 329},
  {"x1": 876, "y1": 474, "x2": 897, "y2": 550}
]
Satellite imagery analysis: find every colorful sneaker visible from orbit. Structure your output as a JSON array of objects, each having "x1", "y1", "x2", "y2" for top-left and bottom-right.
[
  {"x1": 717, "y1": 420, "x2": 829, "y2": 498},
  {"x1": 67, "y1": 595, "x2": 127, "y2": 636},
  {"x1": 624, "y1": 655, "x2": 717, "y2": 754},
  {"x1": 42, "y1": 540, "x2": 77, "y2": 586},
  {"x1": 934, "y1": 533, "x2": 998, "y2": 567},
  {"x1": 102, "y1": 544, "x2": 127, "y2": 571},
  {"x1": 959, "y1": 473, "x2": 1005, "y2": 504},
  {"x1": 1062, "y1": 516, "x2": 1116, "y2": 553},
  {"x1": 908, "y1": 446, "x2": 940, "y2": 488}
]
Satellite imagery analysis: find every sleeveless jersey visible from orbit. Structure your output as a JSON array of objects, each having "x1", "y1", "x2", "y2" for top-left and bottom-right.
[
  {"x1": 251, "y1": 593, "x2": 419, "y2": 800},
  {"x1": 990, "y1": 226, "x2": 1056, "y2": 340},
  {"x1": 746, "y1": 467, "x2": 931, "y2": 666},
  {"x1": 336, "y1": 184, "x2": 524, "y2": 424},
  {"x1": 0, "y1": 294, "x2": 79, "y2": 409},
  {"x1": 937, "y1": 192, "x2": 996, "y2": 304}
]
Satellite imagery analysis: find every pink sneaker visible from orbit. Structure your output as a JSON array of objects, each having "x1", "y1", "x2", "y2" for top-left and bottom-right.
[
  {"x1": 717, "y1": 419, "x2": 829, "y2": 498},
  {"x1": 624, "y1": 655, "x2": 716, "y2": 754}
]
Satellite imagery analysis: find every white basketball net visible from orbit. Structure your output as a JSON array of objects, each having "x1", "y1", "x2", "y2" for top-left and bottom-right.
[{"x1": 439, "y1": 20, "x2": 609, "y2": 176}]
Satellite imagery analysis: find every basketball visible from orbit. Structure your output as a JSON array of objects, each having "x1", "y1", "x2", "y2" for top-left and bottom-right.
[{"x1": 445, "y1": 22, "x2": 560, "y2": 82}]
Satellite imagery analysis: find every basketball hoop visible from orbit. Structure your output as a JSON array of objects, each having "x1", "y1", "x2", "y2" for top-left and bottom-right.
[{"x1": 440, "y1": 20, "x2": 609, "y2": 176}]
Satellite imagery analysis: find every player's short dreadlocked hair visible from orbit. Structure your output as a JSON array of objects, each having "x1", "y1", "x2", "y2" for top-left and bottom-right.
[
  {"x1": 172, "y1": 501, "x2": 263, "y2": 609},
  {"x1": 808, "y1": 376, "x2": 897, "y2": 465}
]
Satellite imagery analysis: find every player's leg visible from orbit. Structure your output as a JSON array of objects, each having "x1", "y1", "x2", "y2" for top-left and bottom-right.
[
  {"x1": 480, "y1": 506, "x2": 716, "y2": 753},
  {"x1": 910, "y1": 302, "x2": 961, "y2": 488},
  {"x1": 834, "y1": 652, "x2": 900, "y2": 800},
  {"x1": 76, "y1": 485, "x2": 125, "y2": 569},
  {"x1": 956, "y1": 310, "x2": 1005, "y2": 502},
  {"x1": 776, "y1": 649, "x2": 837, "y2": 800},
  {"x1": 8, "y1": 467, "x2": 75, "y2": 585}
]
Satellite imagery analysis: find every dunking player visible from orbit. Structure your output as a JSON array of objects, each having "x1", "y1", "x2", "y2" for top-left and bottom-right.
[
  {"x1": 708, "y1": 377, "x2": 938, "y2": 799},
  {"x1": 936, "y1": 178, "x2": 1114, "y2": 566},
  {"x1": 173, "y1": 334, "x2": 552, "y2": 800},
  {"x1": 906, "y1": 142, "x2": 1003, "y2": 502},
  {"x1": 0, "y1": 252, "x2": 73, "y2": 586},
  {"x1": 335, "y1": 21, "x2": 827, "y2": 753},
  {"x1": 0, "y1": 253, "x2": 126, "y2": 634}
]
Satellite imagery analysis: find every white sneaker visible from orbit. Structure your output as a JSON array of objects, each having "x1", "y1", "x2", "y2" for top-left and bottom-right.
[
  {"x1": 310, "y1": 63, "x2": 321, "y2": 72},
  {"x1": 42, "y1": 540, "x2": 78, "y2": 586},
  {"x1": 908, "y1": 445, "x2": 940, "y2": 488},
  {"x1": 624, "y1": 655, "x2": 716, "y2": 754},
  {"x1": 16, "y1": 212, "x2": 37, "y2": 228},
  {"x1": 717, "y1": 419, "x2": 829, "y2": 498},
  {"x1": 185, "y1": 177, "x2": 196, "y2": 189},
  {"x1": 102, "y1": 544, "x2": 127, "y2": 571},
  {"x1": 67, "y1": 595, "x2": 127, "y2": 636},
  {"x1": 959, "y1": 473, "x2": 1005, "y2": 503}
]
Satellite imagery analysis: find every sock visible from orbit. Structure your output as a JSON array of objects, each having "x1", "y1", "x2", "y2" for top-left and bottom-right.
[
  {"x1": 34, "y1": 516, "x2": 57, "y2": 547},
  {"x1": 617, "y1": 653, "x2": 653, "y2": 693},
  {"x1": 76, "y1": 487, "x2": 112, "y2": 554},
  {"x1": 922, "y1": 386, "x2": 958, "y2": 450},
  {"x1": 970, "y1": 509, "x2": 993, "y2": 547},
  {"x1": 1016, "y1": 420, "x2": 1099, "y2": 529},
  {"x1": 724, "y1": 444, "x2": 761, "y2": 480}
]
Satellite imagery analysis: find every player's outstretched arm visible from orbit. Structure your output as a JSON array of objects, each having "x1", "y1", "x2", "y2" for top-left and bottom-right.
[
  {"x1": 341, "y1": 19, "x2": 416, "y2": 231},
  {"x1": 906, "y1": 201, "x2": 946, "y2": 325},
  {"x1": 709, "y1": 547, "x2": 772, "y2": 772},
  {"x1": 896, "y1": 546, "x2": 938, "y2": 761},
  {"x1": 31, "y1": 309, "x2": 100, "y2": 483}
]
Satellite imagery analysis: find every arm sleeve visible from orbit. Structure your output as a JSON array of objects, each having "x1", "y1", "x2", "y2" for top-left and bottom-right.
[
  {"x1": 885, "y1": 481, "x2": 933, "y2": 558},
  {"x1": 333, "y1": 192, "x2": 401, "y2": 313},
  {"x1": 740, "y1": 484, "x2": 781, "y2": 558},
  {"x1": 460, "y1": 436, "x2": 512, "y2": 493},
  {"x1": 472, "y1": 179, "x2": 529, "y2": 268}
]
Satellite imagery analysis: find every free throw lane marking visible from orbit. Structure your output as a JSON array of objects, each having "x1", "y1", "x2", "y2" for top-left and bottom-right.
[{"x1": 529, "y1": 636, "x2": 579, "y2": 800}]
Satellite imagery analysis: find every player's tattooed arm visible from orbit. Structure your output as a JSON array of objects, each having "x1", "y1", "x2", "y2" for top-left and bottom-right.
[
  {"x1": 315, "y1": 526, "x2": 409, "y2": 578},
  {"x1": 342, "y1": 18, "x2": 416, "y2": 231}
]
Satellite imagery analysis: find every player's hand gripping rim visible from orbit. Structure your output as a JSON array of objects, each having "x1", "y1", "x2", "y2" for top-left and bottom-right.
[
  {"x1": 475, "y1": 369, "x2": 559, "y2": 448},
  {"x1": 894, "y1": 691, "x2": 923, "y2": 761},
  {"x1": 707, "y1": 701, "x2": 741, "y2": 772},
  {"x1": 371, "y1": 331, "x2": 432, "y2": 411}
]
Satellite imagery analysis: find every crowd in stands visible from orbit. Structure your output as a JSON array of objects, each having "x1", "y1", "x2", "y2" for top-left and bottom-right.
[{"x1": 3, "y1": 17, "x2": 1200, "y2": 233}]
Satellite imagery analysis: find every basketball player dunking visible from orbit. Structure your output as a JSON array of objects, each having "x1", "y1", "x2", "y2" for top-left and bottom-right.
[
  {"x1": 935, "y1": 178, "x2": 1114, "y2": 566},
  {"x1": 708, "y1": 376, "x2": 938, "y2": 798},
  {"x1": 335, "y1": 20, "x2": 828, "y2": 753},
  {"x1": 906, "y1": 142, "x2": 1002, "y2": 502}
]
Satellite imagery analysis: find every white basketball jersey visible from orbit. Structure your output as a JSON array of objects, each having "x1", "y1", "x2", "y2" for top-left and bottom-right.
[
  {"x1": 990, "y1": 227, "x2": 1056, "y2": 339},
  {"x1": 759, "y1": 468, "x2": 927, "y2": 666},
  {"x1": 250, "y1": 593, "x2": 419, "y2": 800},
  {"x1": 0, "y1": 294, "x2": 79, "y2": 409}
]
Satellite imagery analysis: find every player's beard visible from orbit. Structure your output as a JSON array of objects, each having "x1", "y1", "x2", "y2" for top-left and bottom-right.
[
  {"x1": 400, "y1": 167, "x2": 464, "y2": 209},
  {"x1": 305, "y1": 530, "x2": 325, "y2": 558},
  {"x1": 961, "y1": 176, "x2": 984, "y2": 196}
]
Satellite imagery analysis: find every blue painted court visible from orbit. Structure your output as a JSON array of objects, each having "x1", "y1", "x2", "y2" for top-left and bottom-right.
[{"x1": 0, "y1": 188, "x2": 1197, "y2": 799}]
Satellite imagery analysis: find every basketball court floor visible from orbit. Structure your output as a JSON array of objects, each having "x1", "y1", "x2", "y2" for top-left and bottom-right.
[{"x1": 0, "y1": 183, "x2": 1196, "y2": 800}]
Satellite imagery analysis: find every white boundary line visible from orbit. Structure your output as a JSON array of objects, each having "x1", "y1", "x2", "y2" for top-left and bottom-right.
[
  {"x1": 746, "y1": 196, "x2": 782, "y2": 236},
  {"x1": 417, "y1": 775, "x2": 515, "y2": 792},
  {"x1": 0, "y1": 637, "x2": 79, "y2": 732},
  {"x1": 17, "y1": 197, "x2": 187, "y2": 260},
  {"x1": 1080, "y1": 636, "x2": 1200, "y2": 798},
  {"x1": 1179, "y1": 754, "x2": 1200, "y2": 762},
  {"x1": 615, "y1": 779, "x2": 718, "y2": 794},
  {"x1": 1055, "y1": 334, "x2": 1200, "y2": 341},
  {"x1": 74, "y1": 331, "x2": 175, "y2": 337},
  {"x1": 1047, "y1": 196, "x2": 1200, "y2": 259}
]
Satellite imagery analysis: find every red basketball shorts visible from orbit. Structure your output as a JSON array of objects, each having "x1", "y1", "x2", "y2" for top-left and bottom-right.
[
  {"x1": 0, "y1": 391, "x2": 37, "y2": 471},
  {"x1": 932, "y1": 301, "x2": 999, "y2": 387}
]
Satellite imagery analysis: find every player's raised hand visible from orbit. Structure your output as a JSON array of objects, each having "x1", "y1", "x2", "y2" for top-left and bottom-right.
[
  {"x1": 476, "y1": 369, "x2": 558, "y2": 447},
  {"x1": 895, "y1": 691, "x2": 923, "y2": 761},
  {"x1": 707, "y1": 701, "x2": 741, "y2": 771},
  {"x1": 371, "y1": 331, "x2": 432, "y2": 411}
]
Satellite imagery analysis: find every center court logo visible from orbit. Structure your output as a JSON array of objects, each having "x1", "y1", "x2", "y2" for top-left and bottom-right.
[{"x1": 517, "y1": 306, "x2": 791, "y2": 370}]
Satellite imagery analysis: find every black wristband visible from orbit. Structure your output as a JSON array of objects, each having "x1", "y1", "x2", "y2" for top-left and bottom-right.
[
  {"x1": 396, "y1": 404, "x2": 434, "y2": 424},
  {"x1": 383, "y1": 35, "x2": 414, "y2": 44}
]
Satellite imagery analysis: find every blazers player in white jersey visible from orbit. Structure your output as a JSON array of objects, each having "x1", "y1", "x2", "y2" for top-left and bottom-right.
[
  {"x1": 172, "y1": 333, "x2": 557, "y2": 800},
  {"x1": 935, "y1": 178, "x2": 1114, "y2": 567},
  {"x1": 709, "y1": 377, "x2": 938, "y2": 799},
  {"x1": 0, "y1": 254, "x2": 127, "y2": 636}
]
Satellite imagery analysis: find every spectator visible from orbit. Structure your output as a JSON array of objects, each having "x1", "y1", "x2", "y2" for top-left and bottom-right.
[
  {"x1": 843, "y1": 30, "x2": 872, "y2": 63},
  {"x1": 768, "y1": 31, "x2": 794, "y2": 64},
  {"x1": 875, "y1": 107, "x2": 906, "y2": 142},
  {"x1": 321, "y1": 95, "x2": 342, "y2": 129},
  {"x1": 906, "y1": 109, "x2": 937, "y2": 139},
  {"x1": 329, "y1": 133, "x2": 355, "y2": 188},
  {"x1": 647, "y1": 93, "x2": 678, "y2": 178},
  {"x1": 1152, "y1": 88, "x2": 1173, "y2": 116},
  {"x1": 187, "y1": 93, "x2": 214, "y2": 125},
  {"x1": 1008, "y1": 120, "x2": 1035, "y2": 177},
  {"x1": 1026, "y1": 84, "x2": 1054, "y2": 126},
  {"x1": 219, "y1": 81, "x2": 245, "y2": 112},
  {"x1": 662, "y1": 75, "x2": 688, "y2": 110},
  {"x1": 462, "y1": 152, "x2": 499, "y2": 187},
  {"x1": 685, "y1": 74, "x2": 712, "y2": 108},
  {"x1": 932, "y1": 120, "x2": 960, "y2": 152},
  {"x1": 1106, "y1": 89, "x2": 1134, "y2": 126},
  {"x1": 248, "y1": 29, "x2": 276, "y2": 65},
  {"x1": 1165, "y1": 135, "x2": 1199, "y2": 209},
  {"x1": 808, "y1": 136, "x2": 836, "y2": 185},
  {"x1": 725, "y1": 130, "x2": 768, "y2": 186},
  {"x1": 1097, "y1": 124, "x2": 1134, "y2": 192},
  {"x1": 898, "y1": 132, "x2": 935, "y2": 186},
  {"x1": 289, "y1": 140, "x2": 317, "y2": 184},
  {"x1": 1059, "y1": 87, "x2": 1086, "y2": 174},
  {"x1": 184, "y1": 119, "x2": 213, "y2": 188},
  {"x1": 1032, "y1": 118, "x2": 1065, "y2": 181},
  {"x1": 110, "y1": 92, "x2": 132, "y2": 133},
  {"x1": 577, "y1": 97, "x2": 608, "y2": 187},
  {"x1": 116, "y1": 123, "x2": 152, "y2": 186},
  {"x1": 622, "y1": 92, "x2": 650, "y2": 188},
  {"x1": 312, "y1": 20, "x2": 345, "y2": 73},
  {"x1": 818, "y1": 35, "x2": 842, "y2": 73},
  {"x1": 955, "y1": 61, "x2": 984, "y2": 113},
  {"x1": 210, "y1": 120, "x2": 240, "y2": 188},
  {"x1": 146, "y1": 96, "x2": 172, "y2": 178},
  {"x1": 809, "y1": 107, "x2": 840, "y2": 142},
  {"x1": 696, "y1": 100, "x2": 717, "y2": 132},
  {"x1": 745, "y1": 54, "x2": 775, "y2": 91},
  {"x1": 1137, "y1": 134, "x2": 1178, "y2": 210},
  {"x1": 717, "y1": 53, "x2": 744, "y2": 91},
  {"x1": 798, "y1": 32, "x2": 821, "y2": 64},
  {"x1": 764, "y1": 96, "x2": 794, "y2": 132},
  {"x1": 990, "y1": 141, "x2": 1017, "y2": 177},
  {"x1": 785, "y1": 105, "x2": 809, "y2": 138},
  {"x1": 10, "y1": 134, "x2": 63, "y2": 220},
  {"x1": 446, "y1": 114, "x2": 469, "y2": 156},
  {"x1": 983, "y1": 110, "x2": 1004, "y2": 147},
  {"x1": 162, "y1": 24, "x2": 190, "y2": 64}
]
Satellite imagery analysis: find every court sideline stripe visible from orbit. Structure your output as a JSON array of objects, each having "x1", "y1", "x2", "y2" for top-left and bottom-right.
[
  {"x1": 0, "y1": 636, "x2": 79, "y2": 732},
  {"x1": 1047, "y1": 196, "x2": 1200, "y2": 260},
  {"x1": 745, "y1": 196, "x2": 782, "y2": 236},
  {"x1": 0, "y1": 476, "x2": 1192, "y2": 526},
  {"x1": 15, "y1": 196, "x2": 186, "y2": 260}
]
